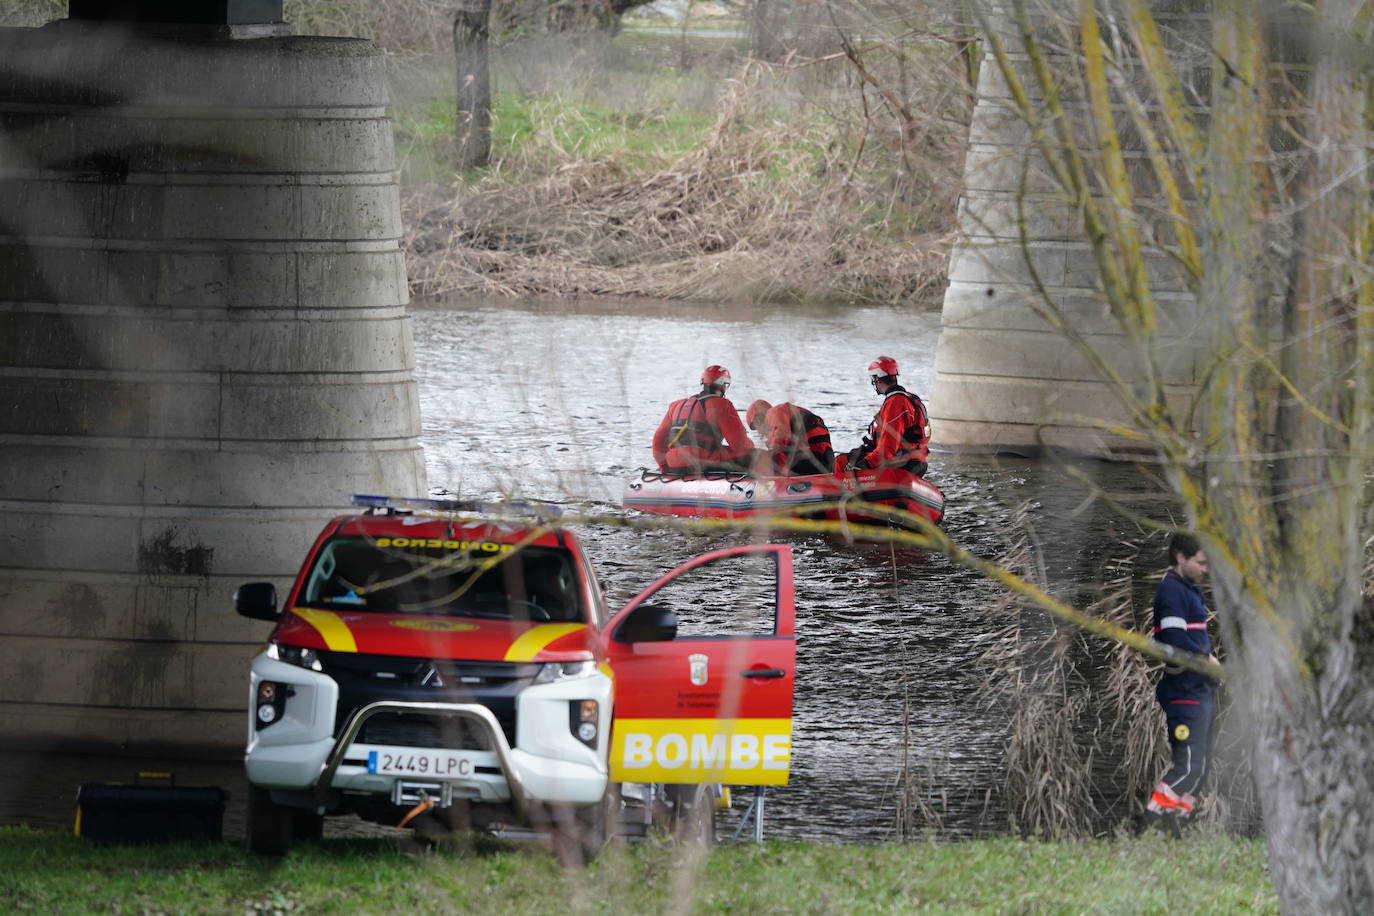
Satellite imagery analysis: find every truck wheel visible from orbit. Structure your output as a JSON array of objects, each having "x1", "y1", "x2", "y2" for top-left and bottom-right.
[
  {"x1": 247, "y1": 785, "x2": 297, "y2": 856},
  {"x1": 293, "y1": 809, "x2": 324, "y2": 842},
  {"x1": 667, "y1": 784, "x2": 716, "y2": 846},
  {"x1": 548, "y1": 797, "x2": 610, "y2": 868},
  {"x1": 597, "y1": 784, "x2": 625, "y2": 847}
]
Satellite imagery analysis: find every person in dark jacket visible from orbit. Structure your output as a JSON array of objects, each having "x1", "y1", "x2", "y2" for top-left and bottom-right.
[
  {"x1": 1142, "y1": 532, "x2": 1217, "y2": 833},
  {"x1": 835, "y1": 356, "x2": 930, "y2": 476},
  {"x1": 746, "y1": 399, "x2": 835, "y2": 477},
  {"x1": 651, "y1": 365, "x2": 755, "y2": 475}
]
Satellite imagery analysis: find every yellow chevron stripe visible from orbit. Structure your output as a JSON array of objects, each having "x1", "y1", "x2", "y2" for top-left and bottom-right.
[
  {"x1": 504, "y1": 623, "x2": 587, "y2": 662},
  {"x1": 290, "y1": 607, "x2": 358, "y2": 653}
]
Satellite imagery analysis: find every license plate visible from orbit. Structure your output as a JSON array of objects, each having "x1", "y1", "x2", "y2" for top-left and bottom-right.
[{"x1": 365, "y1": 748, "x2": 477, "y2": 778}]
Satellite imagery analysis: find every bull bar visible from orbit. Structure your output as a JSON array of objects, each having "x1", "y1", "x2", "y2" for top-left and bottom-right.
[{"x1": 313, "y1": 700, "x2": 528, "y2": 818}]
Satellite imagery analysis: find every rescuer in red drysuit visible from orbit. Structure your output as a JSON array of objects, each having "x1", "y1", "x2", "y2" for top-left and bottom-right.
[
  {"x1": 746, "y1": 399, "x2": 835, "y2": 477},
  {"x1": 834, "y1": 356, "x2": 930, "y2": 476},
  {"x1": 651, "y1": 365, "x2": 756, "y2": 475}
]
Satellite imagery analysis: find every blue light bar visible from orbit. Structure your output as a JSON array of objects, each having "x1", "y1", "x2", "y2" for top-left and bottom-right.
[{"x1": 350, "y1": 494, "x2": 563, "y2": 518}]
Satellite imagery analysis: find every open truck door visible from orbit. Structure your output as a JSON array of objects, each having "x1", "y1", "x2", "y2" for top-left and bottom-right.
[{"x1": 603, "y1": 544, "x2": 796, "y2": 786}]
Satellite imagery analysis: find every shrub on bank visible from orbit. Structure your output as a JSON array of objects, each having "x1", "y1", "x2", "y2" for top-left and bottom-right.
[{"x1": 394, "y1": 27, "x2": 969, "y2": 306}]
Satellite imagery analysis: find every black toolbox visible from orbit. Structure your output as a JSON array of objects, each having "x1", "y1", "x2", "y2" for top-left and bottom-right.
[{"x1": 75, "y1": 772, "x2": 228, "y2": 844}]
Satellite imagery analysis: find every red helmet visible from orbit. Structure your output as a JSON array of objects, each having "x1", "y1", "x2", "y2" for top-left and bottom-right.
[
  {"x1": 701, "y1": 365, "x2": 731, "y2": 389},
  {"x1": 746, "y1": 399, "x2": 772, "y2": 431},
  {"x1": 867, "y1": 356, "x2": 899, "y2": 380}
]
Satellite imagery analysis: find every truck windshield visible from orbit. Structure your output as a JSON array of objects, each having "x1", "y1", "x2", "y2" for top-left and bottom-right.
[{"x1": 297, "y1": 536, "x2": 583, "y2": 622}]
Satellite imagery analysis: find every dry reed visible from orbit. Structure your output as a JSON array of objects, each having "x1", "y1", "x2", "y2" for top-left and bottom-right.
[
  {"x1": 978, "y1": 517, "x2": 1261, "y2": 838},
  {"x1": 888, "y1": 700, "x2": 948, "y2": 839},
  {"x1": 975, "y1": 503, "x2": 1096, "y2": 838},
  {"x1": 884, "y1": 539, "x2": 948, "y2": 839}
]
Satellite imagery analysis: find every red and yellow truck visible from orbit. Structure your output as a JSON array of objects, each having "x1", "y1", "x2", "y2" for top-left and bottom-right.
[{"x1": 236, "y1": 496, "x2": 796, "y2": 858}]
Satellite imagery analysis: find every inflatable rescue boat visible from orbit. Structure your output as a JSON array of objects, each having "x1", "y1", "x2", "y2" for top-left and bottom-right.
[{"x1": 622, "y1": 467, "x2": 944, "y2": 529}]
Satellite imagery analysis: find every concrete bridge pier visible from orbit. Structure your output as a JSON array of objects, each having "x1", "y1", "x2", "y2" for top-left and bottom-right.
[
  {"x1": 0, "y1": 7, "x2": 425, "y2": 759},
  {"x1": 928, "y1": 6, "x2": 1203, "y2": 457}
]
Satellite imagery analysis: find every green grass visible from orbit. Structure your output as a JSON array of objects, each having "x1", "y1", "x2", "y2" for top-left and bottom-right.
[
  {"x1": 495, "y1": 96, "x2": 713, "y2": 160},
  {"x1": 388, "y1": 29, "x2": 744, "y2": 187},
  {"x1": 621, "y1": 14, "x2": 747, "y2": 33},
  {"x1": 609, "y1": 27, "x2": 748, "y2": 63},
  {"x1": 392, "y1": 91, "x2": 716, "y2": 185},
  {"x1": 0, "y1": 826, "x2": 1275, "y2": 914}
]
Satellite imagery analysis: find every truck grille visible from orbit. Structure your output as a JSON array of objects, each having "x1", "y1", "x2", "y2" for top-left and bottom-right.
[
  {"x1": 356, "y1": 712, "x2": 492, "y2": 751},
  {"x1": 316, "y1": 650, "x2": 538, "y2": 749}
]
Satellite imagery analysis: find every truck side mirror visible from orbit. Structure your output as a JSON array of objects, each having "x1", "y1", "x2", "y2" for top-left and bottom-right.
[
  {"x1": 614, "y1": 603, "x2": 677, "y2": 643},
  {"x1": 234, "y1": 582, "x2": 279, "y2": 621}
]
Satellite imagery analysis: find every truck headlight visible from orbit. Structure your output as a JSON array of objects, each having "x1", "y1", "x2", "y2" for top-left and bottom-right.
[
  {"x1": 254, "y1": 679, "x2": 292, "y2": 729},
  {"x1": 266, "y1": 642, "x2": 323, "y2": 671},
  {"x1": 533, "y1": 659, "x2": 596, "y2": 684},
  {"x1": 570, "y1": 699, "x2": 599, "y2": 748}
]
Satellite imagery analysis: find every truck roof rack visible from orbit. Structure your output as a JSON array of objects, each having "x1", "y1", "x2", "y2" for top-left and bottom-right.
[{"x1": 350, "y1": 494, "x2": 564, "y2": 520}]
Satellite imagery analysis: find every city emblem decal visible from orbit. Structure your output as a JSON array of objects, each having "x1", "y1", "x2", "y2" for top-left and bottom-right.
[{"x1": 688, "y1": 653, "x2": 708, "y2": 686}]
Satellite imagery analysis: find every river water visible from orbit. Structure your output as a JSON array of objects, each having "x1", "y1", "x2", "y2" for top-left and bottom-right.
[{"x1": 411, "y1": 296, "x2": 1163, "y2": 843}]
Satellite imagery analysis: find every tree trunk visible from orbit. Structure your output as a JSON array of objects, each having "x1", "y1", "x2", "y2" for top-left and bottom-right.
[
  {"x1": 1204, "y1": 0, "x2": 1374, "y2": 909},
  {"x1": 453, "y1": 0, "x2": 491, "y2": 171},
  {"x1": 966, "y1": 0, "x2": 1374, "y2": 908},
  {"x1": 954, "y1": 0, "x2": 980, "y2": 90},
  {"x1": 749, "y1": 0, "x2": 784, "y2": 62},
  {"x1": 1247, "y1": 625, "x2": 1374, "y2": 912}
]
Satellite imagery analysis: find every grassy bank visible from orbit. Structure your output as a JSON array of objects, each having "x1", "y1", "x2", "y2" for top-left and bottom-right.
[
  {"x1": 391, "y1": 25, "x2": 967, "y2": 306},
  {"x1": 1, "y1": 826, "x2": 1274, "y2": 914}
]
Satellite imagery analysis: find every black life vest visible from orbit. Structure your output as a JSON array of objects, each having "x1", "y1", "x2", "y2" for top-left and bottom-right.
[
  {"x1": 781, "y1": 407, "x2": 833, "y2": 475},
  {"x1": 665, "y1": 393, "x2": 725, "y2": 452},
  {"x1": 866, "y1": 386, "x2": 929, "y2": 452},
  {"x1": 798, "y1": 408, "x2": 833, "y2": 456}
]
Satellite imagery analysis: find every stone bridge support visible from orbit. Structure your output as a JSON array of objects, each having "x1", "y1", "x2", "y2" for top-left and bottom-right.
[
  {"x1": 928, "y1": 5, "x2": 1204, "y2": 457},
  {"x1": 0, "y1": 9, "x2": 425, "y2": 757}
]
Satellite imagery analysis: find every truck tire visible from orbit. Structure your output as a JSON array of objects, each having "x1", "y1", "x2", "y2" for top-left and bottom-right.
[
  {"x1": 293, "y1": 809, "x2": 324, "y2": 842},
  {"x1": 247, "y1": 785, "x2": 297, "y2": 856},
  {"x1": 549, "y1": 795, "x2": 612, "y2": 867},
  {"x1": 666, "y1": 784, "x2": 716, "y2": 846}
]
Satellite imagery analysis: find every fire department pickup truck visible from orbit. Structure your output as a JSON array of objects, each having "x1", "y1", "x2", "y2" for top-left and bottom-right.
[{"x1": 234, "y1": 495, "x2": 796, "y2": 857}]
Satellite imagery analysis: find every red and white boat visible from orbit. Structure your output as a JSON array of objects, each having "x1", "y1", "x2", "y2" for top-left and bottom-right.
[{"x1": 622, "y1": 467, "x2": 944, "y2": 529}]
